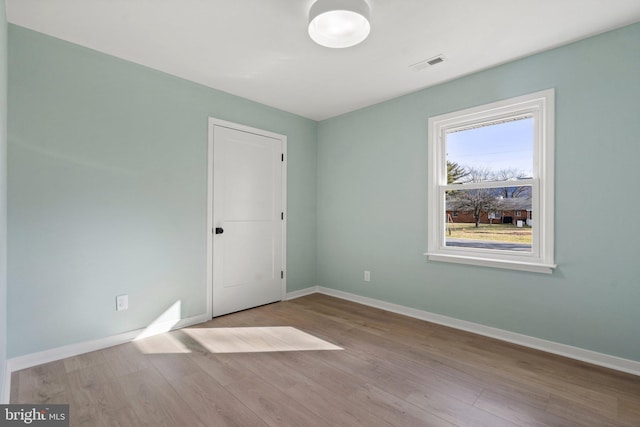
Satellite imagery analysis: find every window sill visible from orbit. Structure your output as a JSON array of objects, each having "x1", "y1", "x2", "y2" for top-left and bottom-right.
[{"x1": 424, "y1": 252, "x2": 556, "y2": 274}]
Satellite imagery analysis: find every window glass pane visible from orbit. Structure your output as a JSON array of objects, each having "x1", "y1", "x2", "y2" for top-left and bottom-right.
[
  {"x1": 445, "y1": 186, "x2": 532, "y2": 252},
  {"x1": 446, "y1": 117, "x2": 534, "y2": 184}
]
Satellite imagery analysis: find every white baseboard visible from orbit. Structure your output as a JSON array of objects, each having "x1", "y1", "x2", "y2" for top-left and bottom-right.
[
  {"x1": 6, "y1": 312, "x2": 209, "y2": 375},
  {"x1": 285, "y1": 286, "x2": 319, "y2": 300},
  {"x1": 316, "y1": 287, "x2": 640, "y2": 377}
]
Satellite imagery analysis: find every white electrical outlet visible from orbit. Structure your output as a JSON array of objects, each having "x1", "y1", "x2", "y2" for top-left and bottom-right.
[
  {"x1": 364, "y1": 270, "x2": 371, "y2": 282},
  {"x1": 116, "y1": 294, "x2": 129, "y2": 311}
]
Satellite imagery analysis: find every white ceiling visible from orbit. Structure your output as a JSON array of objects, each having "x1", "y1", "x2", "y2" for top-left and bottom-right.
[{"x1": 6, "y1": 0, "x2": 640, "y2": 121}]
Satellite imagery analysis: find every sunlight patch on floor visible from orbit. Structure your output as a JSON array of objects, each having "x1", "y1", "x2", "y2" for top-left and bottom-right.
[
  {"x1": 183, "y1": 326, "x2": 343, "y2": 353},
  {"x1": 132, "y1": 330, "x2": 192, "y2": 354}
]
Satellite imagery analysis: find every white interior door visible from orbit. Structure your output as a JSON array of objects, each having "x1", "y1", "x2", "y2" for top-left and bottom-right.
[{"x1": 212, "y1": 122, "x2": 285, "y2": 317}]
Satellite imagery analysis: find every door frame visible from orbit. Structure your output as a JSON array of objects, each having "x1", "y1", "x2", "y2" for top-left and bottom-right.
[{"x1": 206, "y1": 117, "x2": 287, "y2": 319}]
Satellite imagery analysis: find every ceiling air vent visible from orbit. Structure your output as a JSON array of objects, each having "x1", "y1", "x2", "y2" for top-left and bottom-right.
[{"x1": 410, "y1": 55, "x2": 445, "y2": 72}]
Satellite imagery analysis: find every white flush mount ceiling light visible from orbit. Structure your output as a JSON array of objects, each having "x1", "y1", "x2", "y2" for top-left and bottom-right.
[{"x1": 308, "y1": 0, "x2": 371, "y2": 48}]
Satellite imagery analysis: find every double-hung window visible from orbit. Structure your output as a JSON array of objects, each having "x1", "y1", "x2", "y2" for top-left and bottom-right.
[{"x1": 426, "y1": 89, "x2": 556, "y2": 273}]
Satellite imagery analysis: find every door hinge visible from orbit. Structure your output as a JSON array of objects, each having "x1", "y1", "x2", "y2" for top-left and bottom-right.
[
  {"x1": 281, "y1": 271, "x2": 284, "y2": 279},
  {"x1": 281, "y1": 153, "x2": 284, "y2": 162},
  {"x1": 281, "y1": 212, "x2": 284, "y2": 220}
]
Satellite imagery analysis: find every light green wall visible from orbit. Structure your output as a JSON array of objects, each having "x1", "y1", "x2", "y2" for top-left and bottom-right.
[
  {"x1": 317, "y1": 23, "x2": 640, "y2": 361},
  {"x1": 7, "y1": 25, "x2": 317, "y2": 357},
  {"x1": 0, "y1": 0, "x2": 8, "y2": 395}
]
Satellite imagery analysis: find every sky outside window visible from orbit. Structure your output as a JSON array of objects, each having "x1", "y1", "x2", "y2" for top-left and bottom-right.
[{"x1": 446, "y1": 117, "x2": 534, "y2": 179}]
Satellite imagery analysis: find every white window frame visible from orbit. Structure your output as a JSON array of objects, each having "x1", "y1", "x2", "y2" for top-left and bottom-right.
[{"x1": 426, "y1": 89, "x2": 556, "y2": 274}]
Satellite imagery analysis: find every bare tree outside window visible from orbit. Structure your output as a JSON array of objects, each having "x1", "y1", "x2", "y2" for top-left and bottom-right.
[{"x1": 447, "y1": 188, "x2": 498, "y2": 228}]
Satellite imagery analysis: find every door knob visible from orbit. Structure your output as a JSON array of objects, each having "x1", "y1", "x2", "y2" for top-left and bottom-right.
[{"x1": 215, "y1": 227, "x2": 224, "y2": 234}]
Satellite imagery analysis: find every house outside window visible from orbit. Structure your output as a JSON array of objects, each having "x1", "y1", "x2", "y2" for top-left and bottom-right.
[{"x1": 426, "y1": 90, "x2": 556, "y2": 273}]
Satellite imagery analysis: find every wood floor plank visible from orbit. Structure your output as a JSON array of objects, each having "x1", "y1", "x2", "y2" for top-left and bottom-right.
[
  {"x1": 11, "y1": 360, "x2": 70, "y2": 404},
  {"x1": 9, "y1": 294, "x2": 640, "y2": 427},
  {"x1": 406, "y1": 387, "x2": 520, "y2": 427},
  {"x1": 167, "y1": 371, "x2": 269, "y2": 427},
  {"x1": 63, "y1": 350, "x2": 108, "y2": 373},
  {"x1": 231, "y1": 352, "x2": 394, "y2": 427},
  {"x1": 618, "y1": 396, "x2": 640, "y2": 426},
  {"x1": 146, "y1": 353, "x2": 203, "y2": 382},
  {"x1": 348, "y1": 382, "x2": 456, "y2": 427},
  {"x1": 9, "y1": 371, "x2": 19, "y2": 403},
  {"x1": 546, "y1": 393, "x2": 624, "y2": 427},
  {"x1": 473, "y1": 389, "x2": 566, "y2": 427},
  {"x1": 66, "y1": 363, "x2": 141, "y2": 427},
  {"x1": 187, "y1": 352, "x2": 255, "y2": 387},
  {"x1": 102, "y1": 342, "x2": 152, "y2": 377},
  {"x1": 284, "y1": 379, "x2": 393, "y2": 427},
  {"x1": 224, "y1": 376, "x2": 333, "y2": 427},
  {"x1": 118, "y1": 367, "x2": 207, "y2": 427}
]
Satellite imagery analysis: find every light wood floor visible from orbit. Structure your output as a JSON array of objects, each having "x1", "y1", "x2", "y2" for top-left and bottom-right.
[{"x1": 11, "y1": 294, "x2": 640, "y2": 426}]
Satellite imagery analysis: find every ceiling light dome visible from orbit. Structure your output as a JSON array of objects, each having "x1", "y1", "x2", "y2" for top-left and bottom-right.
[{"x1": 308, "y1": 0, "x2": 371, "y2": 48}]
